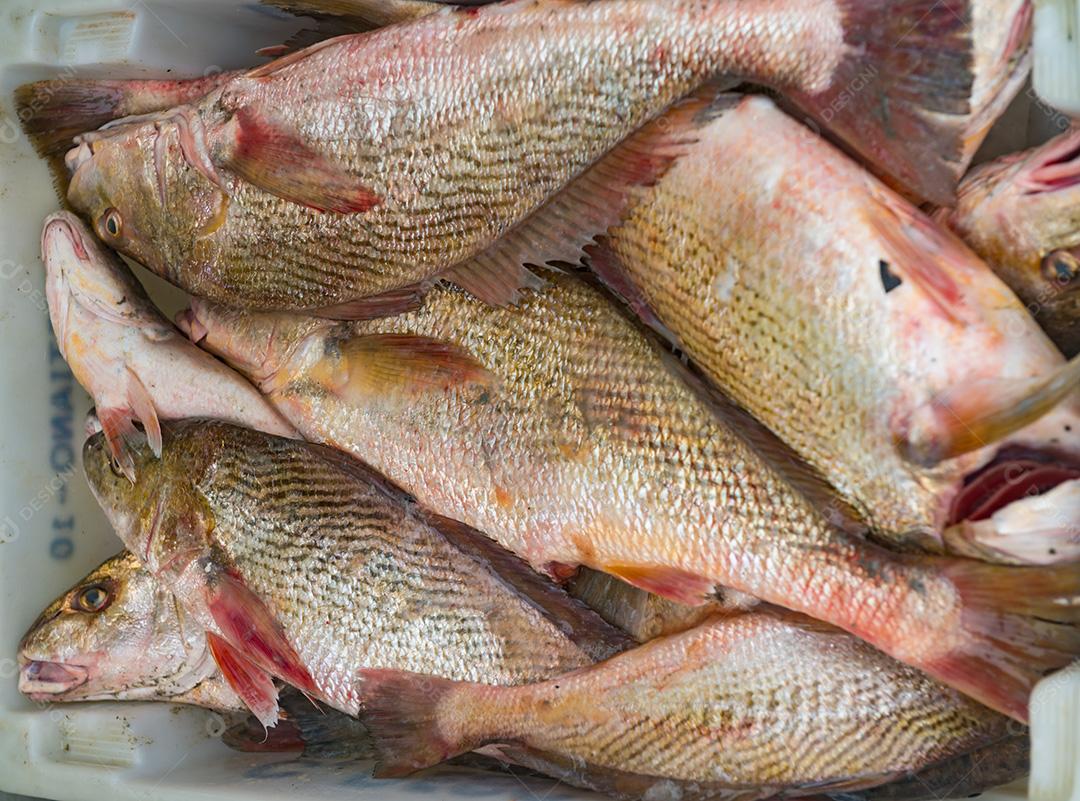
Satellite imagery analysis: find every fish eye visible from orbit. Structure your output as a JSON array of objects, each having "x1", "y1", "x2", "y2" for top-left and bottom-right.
[
  {"x1": 100, "y1": 208, "x2": 123, "y2": 239},
  {"x1": 74, "y1": 585, "x2": 110, "y2": 613},
  {"x1": 1041, "y1": 250, "x2": 1080, "y2": 286}
]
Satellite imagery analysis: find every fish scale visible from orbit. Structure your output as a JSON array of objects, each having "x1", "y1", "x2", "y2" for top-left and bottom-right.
[
  {"x1": 83, "y1": 422, "x2": 627, "y2": 719},
  {"x1": 357, "y1": 612, "x2": 1009, "y2": 794},
  {"x1": 66, "y1": 0, "x2": 981, "y2": 310}
]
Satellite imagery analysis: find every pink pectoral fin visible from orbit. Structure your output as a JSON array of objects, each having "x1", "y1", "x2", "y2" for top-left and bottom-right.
[
  {"x1": 97, "y1": 407, "x2": 140, "y2": 483},
  {"x1": 221, "y1": 106, "x2": 380, "y2": 214},
  {"x1": 205, "y1": 569, "x2": 319, "y2": 698},
  {"x1": 125, "y1": 369, "x2": 162, "y2": 456},
  {"x1": 207, "y1": 631, "x2": 280, "y2": 728},
  {"x1": 600, "y1": 563, "x2": 719, "y2": 607}
]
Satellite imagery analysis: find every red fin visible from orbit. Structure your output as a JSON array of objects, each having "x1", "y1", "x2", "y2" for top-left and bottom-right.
[
  {"x1": 219, "y1": 105, "x2": 380, "y2": 214},
  {"x1": 245, "y1": 33, "x2": 354, "y2": 79},
  {"x1": 901, "y1": 352, "x2": 1080, "y2": 466},
  {"x1": 600, "y1": 563, "x2": 718, "y2": 607},
  {"x1": 583, "y1": 238, "x2": 674, "y2": 340},
  {"x1": 442, "y1": 258, "x2": 546, "y2": 307},
  {"x1": 448, "y1": 85, "x2": 731, "y2": 309},
  {"x1": 207, "y1": 631, "x2": 281, "y2": 728},
  {"x1": 97, "y1": 407, "x2": 141, "y2": 483},
  {"x1": 788, "y1": 0, "x2": 976, "y2": 205},
  {"x1": 309, "y1": 283, "x2": 429, "y2": 321},
  {"x1": 922, "y1": 558, "x2": 1080, "y2": 721},
  {"x1": 205, "y1": 569, "x2": 319, "y2": 698},
  {"x1": 310, "y1": 332, "x2": 495, "y2": 400},
  {"x1": 125, "y1": 369, "x2": 162, "y2": 457},
  {"x1": 426, "y1": 512, "x2": 634, "y2": 660},
  {"x1": 355, "y1": 668, "x2": 471, "y2": 778}
]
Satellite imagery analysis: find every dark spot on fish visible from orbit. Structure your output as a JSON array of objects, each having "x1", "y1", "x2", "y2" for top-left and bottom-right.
[
  {"x1": 1049, "y1": 548, "x2": 1057, "y2": 556},
  {"x1": 1066, "y1": 425, "x2": 1073, "y2": 433},
  {"x1": 117, "y1": 295, "x2": 126, "y2": 305},
  {"x1": 908, "y1": 576, "x2": 926, "y2": 595},
  {"x1": 880, "y1": 260, "x2": 902, "y2": 293}
]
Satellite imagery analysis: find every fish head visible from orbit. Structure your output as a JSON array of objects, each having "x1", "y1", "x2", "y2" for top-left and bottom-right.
[
  {"x1": 17, "y1": 552, "x2": 212, "y2": 703},
  {"x1": 41, "y1": 211, "x2": 159, "y2": 345},
  {"x1": 65, "y1": 119, "x2": 223, "y2": 296},
  {"x1": 955, "y1": 128, "x2": 1080, "y2": 354},
  {"x1": 178, "y1": 299, "x2": 330, "y2": 391},
  {"x1": 83, "y1": 422, "x2": 218, "y2": 573}
]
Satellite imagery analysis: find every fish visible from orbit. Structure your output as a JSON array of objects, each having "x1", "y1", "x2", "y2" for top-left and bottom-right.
[
  {"x1": 939, "y1": 127, "x2": 1080, "y2": 358},
  {"x1": 66, "y1": 0, "x2": 978, "y2": 315},
  {"x1": 82, "y1": 419, "x2": 632, "y2": 727},
  {"x1": 828, "y1": 734, "x2": 1029, "y2": 801},
  {"x1": 17, "y1": 551, "x2": 244, "y2": 712},
  {"x1": 180, "y1": 269, "x2": 1080, "y2": 722},
  {"x1": 353, "y1": 611, "x2": 1013, "y2": 800},
  {"x1": 41, "y1": 210, "x2": 297, "y2": 480},
  {"x1": 576, "y1": 92, "x2": 1080, "y2": 565}
]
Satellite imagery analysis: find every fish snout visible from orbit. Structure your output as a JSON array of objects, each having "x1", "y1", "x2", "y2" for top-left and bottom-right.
[
  {"x1": 64, "y1": 141, "x2": 93, "y2": 176},
  {"x1": 18, "y1": 656, "x2": 89, "y2": 699},
  {"x1": 41, "y1": 211, "x2": 90, "y2": 268}
]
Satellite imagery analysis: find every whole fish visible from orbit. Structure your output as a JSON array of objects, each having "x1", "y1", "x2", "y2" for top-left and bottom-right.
[
  {"x1": 18, "y1": 551, "x2": 244, "y2": 712},
  {"x1": 181, "y1": 269, "x2": 1080, "y2": 722},
  {"x1": 66, "y1": 0, "x2": 978, "y2": 315},
  {"x1": 940, "y1": 127, "x2": 1080, "y2": 358},
  {"x1": 354, "y1": 611, "x2": 1012, "y2": 800},
  {"x1": 41, "y1": 211, "x2": 296, "y2": 480},
  {"x1": 578, "y1": 93, "x2": 1080, "y2": 564},
  {"x1": 82, "y1": 420, "x2": 631, "y2": 726}
]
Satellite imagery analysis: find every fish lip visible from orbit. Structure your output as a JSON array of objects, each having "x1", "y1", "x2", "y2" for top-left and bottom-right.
[
  {"x1": 18, "y1": 658, "x2": 90, "y2": 698},
  {"x1": 41, "y1": 211, "x2": 90, "y2": 267},
  {"x1": 64, "y1": 141, "x2": 93, "y2": 177}
]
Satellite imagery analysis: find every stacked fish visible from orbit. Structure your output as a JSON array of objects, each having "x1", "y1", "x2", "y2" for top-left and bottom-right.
[{"x1": 13, "y1": 0, "x2": 1080, "y2": 798}]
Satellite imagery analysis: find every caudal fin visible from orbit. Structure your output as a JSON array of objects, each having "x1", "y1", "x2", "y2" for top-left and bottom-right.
[
  {"x1": 926, "y1": 558, "x2": 1080, "y2": 722},
  {"x1": 790, "y1": 0, "x2": 975, "y2": 205},
  {"x1": 356, "y1": 668, "x2": 477, "y2": 778}
]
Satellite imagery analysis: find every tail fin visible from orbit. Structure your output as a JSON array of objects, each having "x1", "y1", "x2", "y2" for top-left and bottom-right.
[
  {"x1": 356, "y1": 668, "x2": 476, "y2": 778},
  {"x1": 927, "y1": 558, "x2": 1080, "y2": 722},
  {"x1": 789, "y1": 0, "x2": 975, "y2": 205}
]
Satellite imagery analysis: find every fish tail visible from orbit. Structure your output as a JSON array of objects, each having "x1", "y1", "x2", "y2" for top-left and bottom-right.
[
  {"x1": 926, "y1": 559, "x2": 1080, "y2": 722},
  {"x1": 356, "y1": 668, "x2": 480, "y2": 778},
  {"x1": 792, "y1": 0, "x2": 975, "y2": 205}
]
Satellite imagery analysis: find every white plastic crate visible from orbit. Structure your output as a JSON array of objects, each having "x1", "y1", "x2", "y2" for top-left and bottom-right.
[{"x1": 0, "y1": 2, "x2": 1072, "y2": 800}]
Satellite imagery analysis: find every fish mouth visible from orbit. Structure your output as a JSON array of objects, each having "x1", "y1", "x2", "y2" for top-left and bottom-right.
[
  {"x1": 175, "y1": 307, "x2": 208, "y2": 344},
  {"x1": 18, "y1": 659, "x2": 90, "y2": 699},
  {"x1": 949, "y1": 448, "x2": 1080, "y2": 524},
  {"x1": 41, "y1": 211, "x2": 90, "y2": 267},
  {"x1": 1021, "y1": 128, "x2": 1080, "y2": 195}
]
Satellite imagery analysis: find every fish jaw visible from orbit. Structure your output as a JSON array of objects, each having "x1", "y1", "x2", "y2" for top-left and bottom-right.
[{"x1": 18, "y1": 657, "x2": 91, "y2": 699}]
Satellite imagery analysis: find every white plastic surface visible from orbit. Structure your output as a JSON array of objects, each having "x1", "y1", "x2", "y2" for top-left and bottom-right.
[
  {"x1": 0, "y1": 2, "x2": 1067, "y2": 801},
  {"x1": 1032, "y1": 0, "x2": 1080, "y2": 116}
]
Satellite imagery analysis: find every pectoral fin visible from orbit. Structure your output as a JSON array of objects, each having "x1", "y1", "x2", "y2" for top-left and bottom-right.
[
  {"x1": 125, "y1": 369, "x2": 162, "y2": 457},
  {"x1": 311, "y1": 333, "x2": 495, "y2": 403},
  {"x1": 205, "y1": 567, "x2": 319, "y2": 698},
  {"x1": 217, "y1": 105, "x2": 380, "y2": 214},
  {"x1": 207, "y1": 631, "x2": 281, "y2": 728}
]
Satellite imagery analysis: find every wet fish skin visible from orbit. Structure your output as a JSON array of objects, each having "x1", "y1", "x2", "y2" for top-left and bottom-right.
[
  {"x1": 942, "y1": 127, "x2": 1080, "y2": 358},
  {"x1": 66, "y1": 0, "x2": 976, "y2": 311},
  {"x1": 17, "y1": 552, "x2": 243, "y2": 711},
  {"x1": 355, "y1": 611, "x2": 1012, "y2": 799},
  {"x1": 583, "y1": 93, "x2": 1080, "y2": 551},
  {"x1": 82, "y1": 420, "x2": 629, "y2": 724},
  {"x1": 183, "y1": 269, "x2": 1080, "y2": 723},
  {"x1": 41, "y1": 211, "x2": 296, "y2": 479}
]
